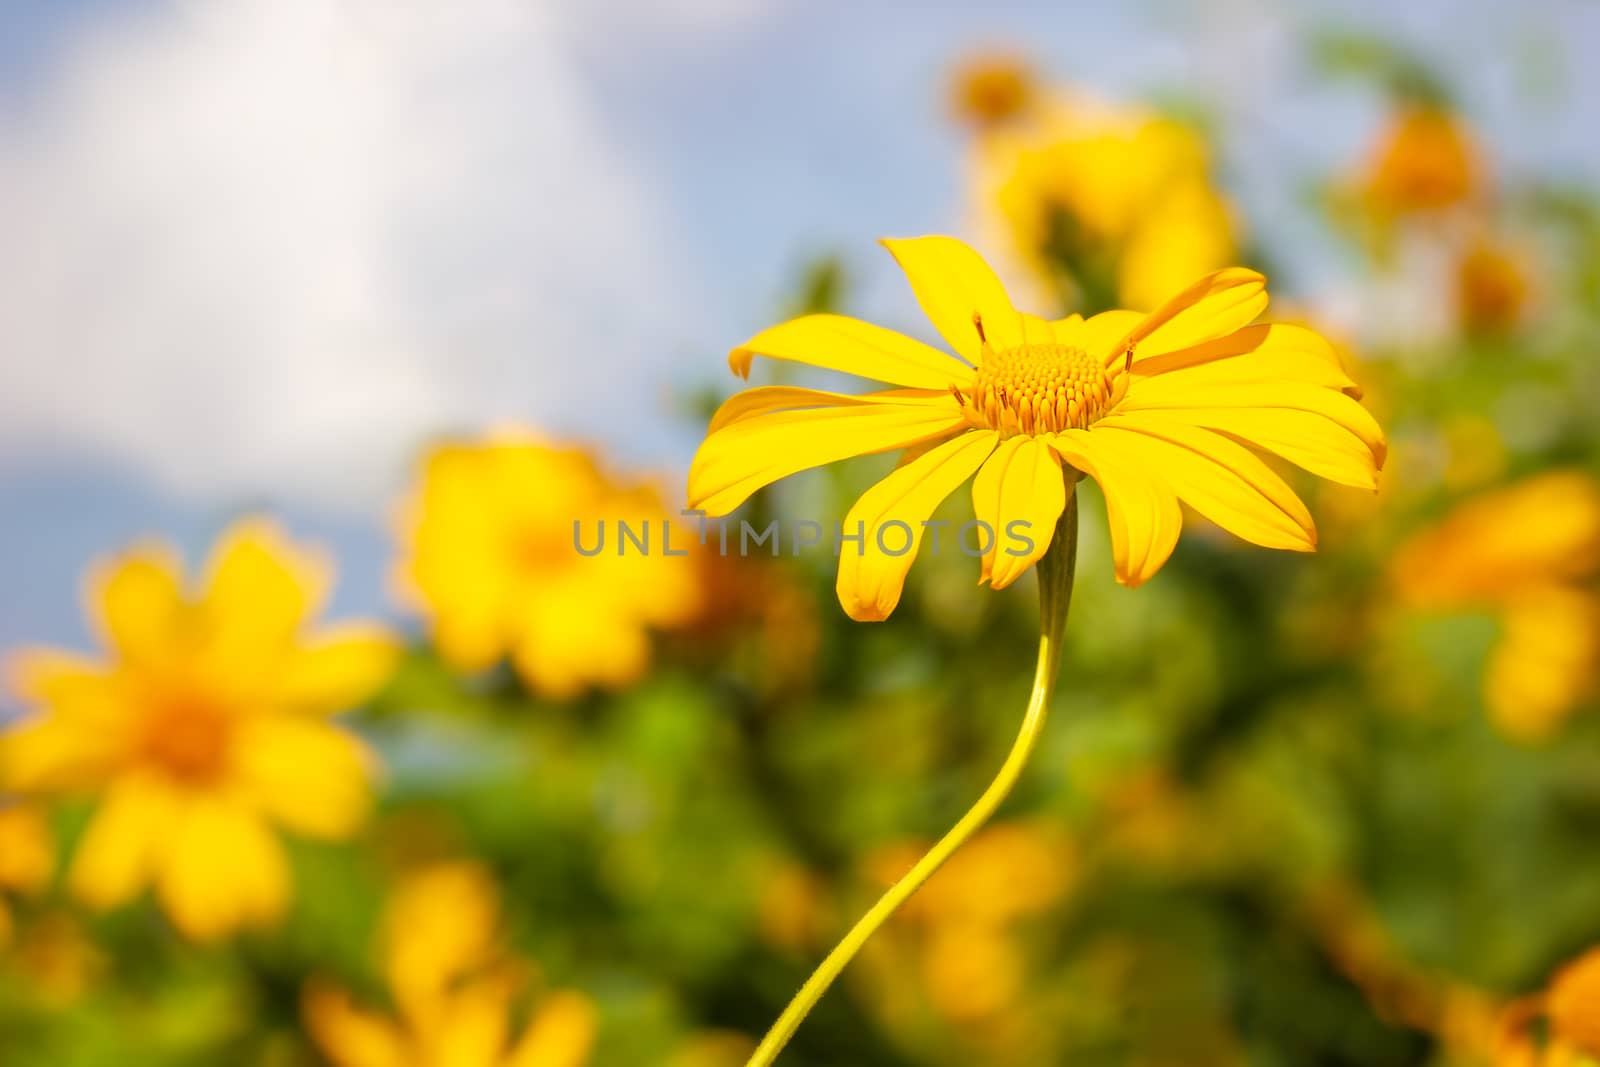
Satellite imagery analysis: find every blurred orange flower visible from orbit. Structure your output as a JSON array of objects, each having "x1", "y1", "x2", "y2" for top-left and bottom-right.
[
  {"x1": 691, "y1": 237, "x2": 1384, "y2": 619},
  {"x1": 947, "y1": 50, "x2": 1037, "y2": 130},
  {"x1": 1497, "y1": 947, "x2": 1600, "y2": 1066},
  {"x1": 1360, "y1": 105, "x2": 1483, "y2": 220},
  {"x1": 1391, "y1": 472, "x2": 1600, "y2": 740},
  {"x1": 395, "y1": 431, "x2": 702, "y2": 699},
  {"x1": 966, "y1": 89, "x2": 1236, "y2": 311},
  {"x1": 0, "y1": 520, "x2": 396, "y2": 941},
  {"x1": 304, "y1": 860, "x2": 597, "y2": 1067},
  {"x1": 1455, "y1": 236, "x2": 1532, "y2": 335}
]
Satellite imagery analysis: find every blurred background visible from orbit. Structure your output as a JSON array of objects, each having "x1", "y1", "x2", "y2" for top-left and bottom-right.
[{"x1": 2, "y1": 0, "x2": 1599, "y2": 1064}]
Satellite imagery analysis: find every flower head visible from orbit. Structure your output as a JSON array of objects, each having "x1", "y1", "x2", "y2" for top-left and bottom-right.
[
  {"x1": 0, "y1": 520, "x2": 397, "y2": 941},
  {"x1": 690, "y1": 237, "x2": 1386, "y2": 621},
  {"x1": 304, "y1": 861, "x2": 597, "y2": 1067},
  {"x1": 396, "y1": 431, "x2": 702, "y2": 699},
  {"x1": 1360, "y1": 105, "x2": 1483, "y2": 219},
  {"x1": 971, "y1": 94, "x2": 1236, "y2": 311}
]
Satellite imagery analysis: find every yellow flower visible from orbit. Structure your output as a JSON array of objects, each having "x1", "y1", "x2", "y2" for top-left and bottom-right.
[
  {"x1": 396, "y1": 431, "x2": 702, "y2": 699},
  {"x1": 1361, "y1": 105, "x2": 1483, "y2": 219},
  {"x1": 0, "y1": 520, "x2": 397, "y2": 941},
  {"x1": 947, "y1": 50, "x2": 1037, "y2": 130},
  {"x1": 304, "y1": 861, "x2": 597, "y2": 1067},
  {"x1": 971, "y1": 94, "x2": 1237, "y2": 311},
  {"x1": 690, "y1": 236, "x2": 1386, "y2": 621},
  {"x1": 1391, "y1": 471, "x2": 1600, "y2": 740}
]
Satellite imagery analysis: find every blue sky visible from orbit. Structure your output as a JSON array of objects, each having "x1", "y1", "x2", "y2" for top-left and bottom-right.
[{"x1": 0, "y1": 0, "x2": 1595, "y2": 658}]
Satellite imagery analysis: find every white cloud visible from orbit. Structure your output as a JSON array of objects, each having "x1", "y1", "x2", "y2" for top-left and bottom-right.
[{"x1": 0, "y1": 0, "x2": 745, "y2": 506}]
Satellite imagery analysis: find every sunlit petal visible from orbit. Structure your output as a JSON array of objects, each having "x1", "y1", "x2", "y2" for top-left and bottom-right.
[
  {"x1": 729, "y1": 314, "x2": 975, "y2": 389},
  {"x1": 971, "y1": 436, "x2": 1067, "y2": 589}
]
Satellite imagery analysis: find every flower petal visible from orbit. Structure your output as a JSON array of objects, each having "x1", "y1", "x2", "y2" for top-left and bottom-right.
[
  {"x1": 1149, "y1": 407, "x2": 1381, "y2": 490},
  {"x1": 202, "y1": 519, "x2": 331, "y2": 682},
  {"x1": 688, "y1": 402, "x2": 968, "y2": 517},
  {"x1": 303, "y1": 982, "x2": 410, "y2": 1067},
  {"x1": 508, "y1": 992, "x2": 600, "y2": 1067},
  {"x1": 67, "y1": 771, "x2": 180, "y2": 910},
  {"x1": 881, "y1": 236, "x2": 1026, "y2": 362},
  {"x1": 1118, "y1": 380, "x2": 1388, "y2": 468},
  {"x1": 1130, "y1": 323, "x2": 1359, "y2": 393},
  {"x1": 1093, "y1": 419, "x2": 1316, "y2": 551},
  {"x1": 1111, "y1": 267, "x2": 1268, "y2": 364},
  {"x1": 155, "y1": 798, "x2": 290, "y2": 941},
  {"x1": 708, "y1": 385, "x2": 950, "y2": 433},
  {"x1": 278, "y1": 623, "x2": 399, "y2": 714},
  {"x1": 88, "y1": 543, "x2": 185, "y2": 667},
  {"x1": 729, "y1": 314, "x2": 975, "y2": 389},
  {"x1": 233, "y1": 717, "x2": 375, "y2": 839},
  {"x1": 836, "y1": 430, "x2": 998, "y2": 621},
  {"x1": 1046, "y1": 431, "x2": 1181, "y2": 586},
  {"x1": 971, "y1": 437, "x2": 1067, "y2": 589}
]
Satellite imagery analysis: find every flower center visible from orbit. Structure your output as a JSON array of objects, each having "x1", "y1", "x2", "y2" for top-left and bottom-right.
[
  {"x1": 957, "y1": 342, "x2": 1112, "y2": 436},
  {"x1": 141, "y1": 693, "x2": 233, "y2": 785}
]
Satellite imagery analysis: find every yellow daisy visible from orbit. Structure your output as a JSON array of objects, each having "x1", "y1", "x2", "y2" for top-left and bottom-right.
[
  {"x1": 0, "y1": 520, "x2": 397, "y2": 942},
  {"x1": 395, "y1": 431, "x2": 703, "y2": 700},
  {"x1": 304, "y1": 861, "x2": 597, "y2": 1067},
  {"x1": 690, "y1": 236, "x2": 1387, "y2": 622}
]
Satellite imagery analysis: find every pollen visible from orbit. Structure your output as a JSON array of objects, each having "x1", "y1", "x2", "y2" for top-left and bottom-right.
[{"x1": 959, "y1": 342, "x2": 1112, "y2": 436}]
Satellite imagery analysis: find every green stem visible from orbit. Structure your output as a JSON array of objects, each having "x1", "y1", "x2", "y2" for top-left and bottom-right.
[{"x1": 746, "y1": 488, "x2": 1080, "y2": 1066}]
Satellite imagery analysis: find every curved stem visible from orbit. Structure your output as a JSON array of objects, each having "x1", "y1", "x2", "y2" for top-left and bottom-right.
[{"x1": 746, "y1": 489, "x2": 1079, "y2": 1066}]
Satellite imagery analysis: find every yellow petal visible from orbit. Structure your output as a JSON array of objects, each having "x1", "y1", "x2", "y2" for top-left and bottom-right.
[
  {"x1": 1119, "y1": 379, "x2": 1388, "y2": 468},
  {"x1": 708, "y1": 385, "x2": 949, "y2": 432},
  {"x1": 0, "y1": 805, "x2": 54, "y2": 894},
  {"x1": 1, "y1": 650, "x2": 129, "y2": 791},
  {"x1": 728, "y1": 314, "x2": 975, "y2": 389},
  {"x1": 383, "y1": 863, "x2": 501, "y2": 1024},
  {"x1": 511, "y1": 601, "x2": 651, "y2": 698},
  {"x1": 508, "y1": 991, "x2": 600, "y2": 1067},
  {"x1": 278, "y1": 623, "x2": 399, "y2": 714},
  {"x1": 1147, "y1": 407, "x2": 1381, "y2": 490},
  {"x1": 201, "y1": 519, "x2": 331, "y2": 682},
  {"x1": 970, "y1": 436, "x2": 1066, "y2": 589},
  {"x1": 1111, "y1": 267, "x2": 1268, "y2": 363},
  {"x1": 68, "y1": 772, "x2": 180, "y2": 911},
  {"x1": 303, "y1": 981, "x2": 410, "y2": 1067},
  {"x1": 1130, "y1": 323, "x2": 1359, "y2": 393},
  {"x1": 234, "y1": 717, "x2": 374, "y2": 839},
  {"x1": 688, "y1": 402, "x2": 968, "y2": 517},
  {"x1": 1047, "y1": 430, "x2": 1181, "y2": 587},
  {"x1": 1068, "y1": 309, "x2": 1143, "y2": 360},
  {"x1": 835, "y1": 430, "x2": 998, "y2": 621},
  {"x1": 431, "y1": 978, "x2": 514, "y2": 1067},
  {"x1": 880, "y1": 235, "x2": 1025, "y2": 363},
  {"x1": 87, "y1": 543, "x2": 185, "y2": 667},
  {"x1": 1093, "y1": 419, "x2": 1316, "y2": 551},
  {"x1": 155, "y1": 799, "x2": 290, "y2": 941}
]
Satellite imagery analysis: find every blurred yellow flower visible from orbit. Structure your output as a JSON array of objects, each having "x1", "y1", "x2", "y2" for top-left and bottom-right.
[
  {"x1": 864, "y1": 821, "x2": 1073, "y2": 1025},
  {"x1": 968, "y1": 91, "x2": 1236, "y2": 311},
  {"x1": 1391, "y1": 472, "x2": 1600, "y2": 740},
  {"x1": 0, "y1": 802, "x2": 54, "y2": 947},
  {"x1": 1455, "y1": 236, "x2": 1531, "y2": 335},
  {"x1": 1360, "y1": 105, "x2": 1483, "y2": 220},
  {"x1": 691, "y1": 236, "x2": 1385, "y2": 620},
  {"x1": 396, "y1": 432, "x2": 702, "y2": 699},
  {"x1": 0, "y1": 520, "x2": 396, "y2": 941},
  {"x1": 946, "y1": 50, "x2": 1037, "y2": 130},
  {"x1": 305, "y1": 861, "x2": 597, "y2": 1067}
]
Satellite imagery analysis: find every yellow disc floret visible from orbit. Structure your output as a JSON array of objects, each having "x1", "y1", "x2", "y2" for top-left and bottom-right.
[{"x1": 958, "y1": 340, "x2": 1112, "y2": 436}]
